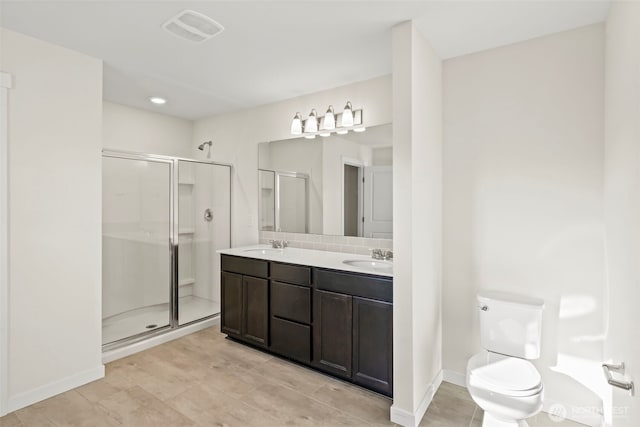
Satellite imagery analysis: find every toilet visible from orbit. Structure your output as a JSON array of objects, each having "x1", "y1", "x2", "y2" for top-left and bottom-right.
[{"x1": 466, "y1": 291, "x2": 545, "y2": 427}]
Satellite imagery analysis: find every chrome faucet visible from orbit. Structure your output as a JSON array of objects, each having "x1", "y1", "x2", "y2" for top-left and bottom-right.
[
  {"x1": 370, "y1": 248, "x2": 393, "y2": 260},
  {"x1": 269, "y1": 239, "x2": 288, "y2": 249}
]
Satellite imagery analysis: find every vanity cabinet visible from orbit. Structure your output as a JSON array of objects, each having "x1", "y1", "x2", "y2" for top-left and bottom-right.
[
  {"x1": 314, "y1": 268, "x2": 393, "y2": 396},
  {"x1": 220, "y1": 256, "x2": 269, "y2": 347},
  {"x1": 352, "y1": 296, "x2": 393, "y2": 395},
  {"x1": 313, "y1": 290, "x2": 353, "y2": 378},
  {"x1": 269, "y1": 262, "x2": 312, "y2": 363},
  {"x1": 220, "y1": 252, "x2": 393, "y2": 397}
]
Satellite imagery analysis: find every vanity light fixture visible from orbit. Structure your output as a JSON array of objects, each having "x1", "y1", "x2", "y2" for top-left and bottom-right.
[
  {"x1": 323, "y1": 105, "x2": 336, "y2": 130},
  {"x1": 290, "y1": 101, "x2": 364, "y2": 138},
  {"x1": 306, "y1": 109, "x2": 319, "y2": 133},
  {"x1": 341, "y1": 101, "x2": 354, "y2": 127},
  {"x1": 291, "y1": 112, "x2": 303, "y2": 135}
]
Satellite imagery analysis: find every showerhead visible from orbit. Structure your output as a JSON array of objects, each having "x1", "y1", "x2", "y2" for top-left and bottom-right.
[{"x1": 198, "y1": 140, "x2": 212, "y2": 151}]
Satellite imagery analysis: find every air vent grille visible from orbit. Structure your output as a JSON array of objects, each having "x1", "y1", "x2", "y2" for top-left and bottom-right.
[{"x1": 163, "y1": 10, "x2": 224, "y2": 43}]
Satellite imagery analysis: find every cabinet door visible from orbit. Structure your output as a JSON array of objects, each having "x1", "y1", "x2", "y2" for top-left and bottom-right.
[
  {"x1": 221, "y1": 272, "x2": 242, "y2": 336},
  {"x1": 352, "y1": 297, "x2": 393, "y2": 396},
  {"x1": 242, "y1": 276, "x2": 269, "y2": 347},
  {"x1": 313, "y1": 290, "x2": 352, "y2": 378}
]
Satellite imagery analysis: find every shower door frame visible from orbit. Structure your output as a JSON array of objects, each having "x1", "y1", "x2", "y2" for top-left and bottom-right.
[{"x1": 101, "y1": 150, "x2": 232, "y2": 350}]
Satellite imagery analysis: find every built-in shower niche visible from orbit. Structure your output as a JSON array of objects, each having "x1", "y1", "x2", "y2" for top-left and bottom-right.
[{"x1": 102, "y1": 152, "x2": 231, "y2": 347}]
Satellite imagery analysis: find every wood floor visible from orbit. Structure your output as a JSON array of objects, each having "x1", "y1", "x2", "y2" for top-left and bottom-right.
[{"x1": 0, "y1": 327, "x2": 584, "y2": 427}]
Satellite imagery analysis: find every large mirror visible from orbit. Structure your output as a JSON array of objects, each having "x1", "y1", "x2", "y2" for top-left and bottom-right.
[{"x1": 258, "y1": 123, "x2": 392, "y2": 238}]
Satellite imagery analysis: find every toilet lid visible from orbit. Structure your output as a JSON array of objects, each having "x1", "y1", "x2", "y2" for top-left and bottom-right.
[{"x1": 468, "y1": 351, "x2": 542, "y2": 394}]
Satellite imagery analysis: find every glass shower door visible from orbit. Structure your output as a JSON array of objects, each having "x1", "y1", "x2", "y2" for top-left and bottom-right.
[
  {"x1": 102, "y1": 156, "x2": 172, "y2": 345},
  {"x1": 177, "y1": 160, "x2": 231, "y2": 325}
]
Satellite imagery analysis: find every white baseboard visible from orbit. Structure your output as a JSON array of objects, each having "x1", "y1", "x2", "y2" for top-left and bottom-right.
[
  {"x1": 102, "y1": 316, "x2": 219, "y2": 364},
  {"x1": 390, "y1": 369, "x2": 443, "y2": 427},
  {"x1": 443, "y1": 369, "x2": 466, "y2": 387},
  {"x1": 440, "y1": 369, "x2": 601, "y2": 427},
  {"x1": 7, "y1": 365, "x2": 104, "y2": 413}
]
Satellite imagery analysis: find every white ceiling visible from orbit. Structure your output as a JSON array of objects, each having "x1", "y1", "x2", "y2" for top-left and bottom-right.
[{"x1": 0, "y1": 1, "x2": 610, "y2": 120}]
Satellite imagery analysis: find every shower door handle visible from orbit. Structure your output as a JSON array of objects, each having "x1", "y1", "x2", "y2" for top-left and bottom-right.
[{"x1": 204, "y1": 208, "x2": 213, "y2": 222}]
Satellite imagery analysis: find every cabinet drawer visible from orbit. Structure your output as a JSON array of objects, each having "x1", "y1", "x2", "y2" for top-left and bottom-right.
[
  {"x1": 271, "y1": 262, "x2": 311, "y2": 286},
  {"x1": 221, "y1": 255, "x2": 268, "y2": 278},
  {"x1": 270, "y1": 317, "x2": 311, "y2": 363},
  {"x1": 314, "y1": 269, "x2": 393, "y2": 303},
  {"x1": 271, "y1": 281, "x2": 311, "y2": 324}
]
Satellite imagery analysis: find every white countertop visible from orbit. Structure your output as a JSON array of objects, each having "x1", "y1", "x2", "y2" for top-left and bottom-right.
[{"x1": 217, "y1": 245, "x2": 393, "y2": 278}]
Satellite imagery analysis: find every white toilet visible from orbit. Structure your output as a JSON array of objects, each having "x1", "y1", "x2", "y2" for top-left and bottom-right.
[{"x1": 466, "y1": 291, "x2": 545, "y2": 427}]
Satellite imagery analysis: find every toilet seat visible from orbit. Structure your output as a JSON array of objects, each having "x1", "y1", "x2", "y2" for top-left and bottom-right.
[{"x1": 468, "y1": 351, "x2": 542, "y2": 397}]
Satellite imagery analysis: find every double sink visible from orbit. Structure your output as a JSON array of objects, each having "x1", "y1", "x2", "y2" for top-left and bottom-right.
[{"x1": 242, "y1": 248, "x2": 393, "y2": 274}]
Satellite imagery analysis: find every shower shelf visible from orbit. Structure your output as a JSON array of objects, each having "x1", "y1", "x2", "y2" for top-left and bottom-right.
[
  {"x1": 179, "y1": 278, "x2": 195, "y2": 287},
  {"x1": 179, "y1": 228, "x2": 195, "y2": 234},
  {"x1": 178, "y1": 181, "x2": 195, "y2": 185}
]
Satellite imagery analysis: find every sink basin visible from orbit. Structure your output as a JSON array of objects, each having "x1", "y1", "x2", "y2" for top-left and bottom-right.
[
  {"x1": 243, "y1": 248, "x2": 283, "y2": 255},
  {"x1": 342, "y1": 259, "x2": 393, "y2": 274}
]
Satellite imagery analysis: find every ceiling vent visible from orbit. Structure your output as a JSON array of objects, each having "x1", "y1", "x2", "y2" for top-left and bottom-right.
[{"x1": 162, "y1": 10, "x2": 224, "y2": 43}]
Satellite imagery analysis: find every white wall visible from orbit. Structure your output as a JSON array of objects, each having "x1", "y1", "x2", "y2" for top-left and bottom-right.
[
  {"x1": 391, "y1": 21, "x2": 443, "y2": 427},
  {"x1": 192, "y1": 75, "x2": 392, "y2": 247},
  {"x1": 103, "y1": 101, "x2": 192, "y2": 157},
  {"x1": 1, "y1": 28, "x2": 104, "y2": 410},
  {"x1": 443, "y1": 24, "x2": 605, "y2": 424},
  {"x1": 603, "y1": 3, "x2": 640, "y2": 425},
  {"x1": 373, "y1": 147, "x2": 393, "y2": 166}
]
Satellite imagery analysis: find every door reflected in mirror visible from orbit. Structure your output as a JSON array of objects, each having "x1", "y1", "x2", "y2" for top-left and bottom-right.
[{"x1": 258, "y1": 123, "x2": 392, "y2": 238}]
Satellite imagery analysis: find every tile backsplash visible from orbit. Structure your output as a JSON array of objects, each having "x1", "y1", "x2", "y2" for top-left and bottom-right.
[{"x1": 259, "y1": 231, "x2": 392, "y2": 255}]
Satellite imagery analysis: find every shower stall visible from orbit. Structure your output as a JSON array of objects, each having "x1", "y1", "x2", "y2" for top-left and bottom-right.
[{"x1": 101, "y1": 150, "x2": 231, "y2": 348}]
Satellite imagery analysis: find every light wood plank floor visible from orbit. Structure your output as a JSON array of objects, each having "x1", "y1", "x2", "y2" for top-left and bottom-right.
[{"x1": 0, "y1": 327, "x2": 584, "y2": 427}]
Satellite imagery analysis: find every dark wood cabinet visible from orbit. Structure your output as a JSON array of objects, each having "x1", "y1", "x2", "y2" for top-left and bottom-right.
[
  {"x1": 353, "y1": 296, "x2": 393, "y2": 395},
  {"x1": 242, "y1": 276, "x2": 269, "y2": 346},
  {"x1": 313, "y1": 289, "x2": 353, "y2": 378},
  {"x1": 220, "y1": 254, "x2": 393, "y2": 397},
  {"x1": 221, "y1": 272, "x2": 242, "y2": 336},
  {"x1": 220, "y1": 255, "x2": 269, "y2": 348},
  {"x1": 271, "y1": 281, "x2": 311, "y2": 324},
  {"x1": 269, "y1": 263, "x2": 312, "y2": 363},
  {"x1": 270, "y1": 317, "x2": 311, "y2": 362}
]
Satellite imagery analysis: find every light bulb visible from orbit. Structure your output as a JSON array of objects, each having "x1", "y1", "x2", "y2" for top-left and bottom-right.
[
  {"x1": 336, "y1": 129, "x2": 349, "y2": 135},
  {"x1": 305, "y1": 109, "x2": 318, "y2": 133},
  {"x1": 341, "y1": 101, "x2": 354, "y2": 127},
  {"x1": 291, "y1": 112, "x2": 303, "y2": 135},
  {"x1": 323, "y1": 105, "x2": 335, "y2": 130},
  {"x1": 353, "y1": 127, "x2": 366, "y2": 133},
  {"x1": 319, "y1": 132, "x2": 331, "y2": 137},
  {"x1": 304, "y1": 134, "x2": 316, "y2": 139}
]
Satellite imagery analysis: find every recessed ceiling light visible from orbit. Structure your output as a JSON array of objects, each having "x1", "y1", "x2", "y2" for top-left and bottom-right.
[{"x1": 149, "y1": 97, "x2": 167, "y2": 105}]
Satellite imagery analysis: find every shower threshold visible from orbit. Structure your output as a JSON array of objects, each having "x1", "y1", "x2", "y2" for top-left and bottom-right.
[{"x1": 102, "y1": 295, "x2": 220, "y2": 346}]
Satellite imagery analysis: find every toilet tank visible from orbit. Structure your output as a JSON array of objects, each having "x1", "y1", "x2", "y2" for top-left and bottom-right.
[{"x1": 477, "y1": 291, "x2": 545, "y2": 359}]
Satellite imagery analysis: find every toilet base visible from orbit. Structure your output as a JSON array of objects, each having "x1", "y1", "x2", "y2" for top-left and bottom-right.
[{"x1": 482, "y1": 411, "x2": 529, "y2": 427}]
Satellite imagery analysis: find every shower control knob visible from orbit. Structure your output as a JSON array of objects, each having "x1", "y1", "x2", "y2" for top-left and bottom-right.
[
  {"x1": 481, "y1": 305, "x2": 488, "y2": 311},
  {"x1": 204, "y1": 208, "x2": 213, "y2": 222}
]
